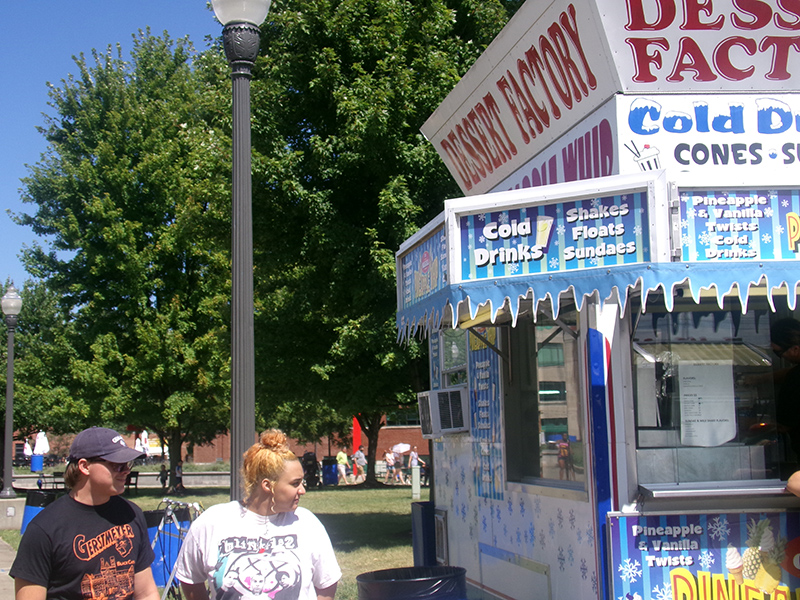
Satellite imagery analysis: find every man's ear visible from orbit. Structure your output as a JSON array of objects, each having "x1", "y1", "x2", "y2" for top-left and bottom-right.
[{"x1": 78, "y1": 458, "x2": 92, "y2": 476}]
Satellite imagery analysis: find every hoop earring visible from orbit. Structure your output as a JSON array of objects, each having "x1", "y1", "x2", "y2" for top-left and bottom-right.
[{"x1": 268, "y1": 495, "x2": 275, "y2": 515}]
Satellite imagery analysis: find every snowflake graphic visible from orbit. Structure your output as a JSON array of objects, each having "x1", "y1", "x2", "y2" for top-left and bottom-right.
[
  {"x1": 534, "y1": 497, "x2": 541, "y2": 517},
  {"x1": 765, "y1": 207, "x2": 774, "y2": 218},
  {"x1": 482, "y1": 516, "x2": 487, "y2": 532},
  {"x1": 557, "y1": 508, "x2": 564, "y2": 529},
  {"x1": 529, "y1": 524, "x2": 535, "y2": 546},
  {"x1": 681, "y1": 219, "x2": 689, "y2": 229},
  {"x1": 568, "y1": 545, "x2": 575, "y2": 565},
  {"x1": 591, "y1": 197, "x2": 602, "y2": 208},
  {"x1": 569, "y1": 509, "x2": 576, "y2": 529},
  {"x1": 577, "y1": 529, "x2": 583, "y2": 545},
  {"x1": 508, "y1": 499, "x2": 514, "y2": 515},
  {"x1": 519, "y1": 500, "x2": 526, "y2": 518},
  {"x1": 477, "y1": 213, "x2": 486, "y2": 222},
  {"x1": 779, "y1": 225, "x2": 785, "y2": 234},
  {"x1": 581, "y1": 559, "x2": 588, "y2": 580},
  {"x1": 698, "y1": 550, "x2": 715, "y2": 569},
  {"x1": 509, "y1": 263, "x2": 520, "y2": 274},
  {"x1": 634, "y1": 225, "x2": 642, "y2": 235},
  {"x1": 763, "y1": 233, "x2": 772, "y2": 244},
  {"x1": 618, "y1": 558, "x2": 642, "y2": 584},
  {"x1": 688, "y1": 207, "x2": 697, "y2": 218},
  {"x1": 549, "y1": 519, "x2": 556, "y2": 538},
  {"x1": 693, "y1": 250, "x2": 700, "y2": 260},
  {"x1": 652, "y1": 582, "x2": 673, "y2": 600},
  {"x1": 589, "y1": 256, "x2": 599, "y2": 266},
  {"x1": 699, "y1": 231, "x2": 711, "y2": 246},
  {"x1": 708, "y1": 516, "x2": 730, "y2": 541},
  {"x1": 557, "y1": 224, "x2": 566, "y2": 236},
  {"x1": 516, "y1": 528, "x2": 522, "y2": 545},
  {"x1": 783, "y1": 199, "x2": 790, "y2": 207},
  {"x1": 499, "y1": 213, "x2": 509, "y2": 225},
  {"x1": 549, "y1": 257, "x2": 559, "y2": 269},
  {"x1": 681, "y1": 193, "x2": 690, "y2": 203},
  {"x1": 682, "y1": 234, "x2": 691, "y2": 246},
  {"x1": 586, "y1": 527, "x2": 594, "y2": 547},
  {"x1": 558, "y1": 547, "x2": 566, "y2": 571},
  {"x1": 478, "y1": 235, "x2": 486, "y2": 244},
  {"x1": 592, "y1": 572, "x2": 598, "y2": 594}
]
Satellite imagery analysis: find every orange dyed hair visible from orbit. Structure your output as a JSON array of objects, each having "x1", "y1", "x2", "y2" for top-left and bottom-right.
[{"x1": 241, "y1": 429, "x2": 298, "y2": 500}]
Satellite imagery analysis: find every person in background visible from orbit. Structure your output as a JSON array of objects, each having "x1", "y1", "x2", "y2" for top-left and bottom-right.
[
  {"x1": 393, "y1": 449, "x2": 407, "y2": 485},
  {"x1": 770, "y1": 318, "x2": 800, "y2": 472},
  {"x1": 383, "y1": 449, "x2": 396, "y2": 484},
  {"x1": 174, "y1": 459, "x2": 186, "y2": 493},
  {"x1": 159, "y1": 464, "x2": 169, "y2": 492},
  {"x1": 335, "y1": 448, "x2": 351, "y2": 485},
  {"x1": 175, "y1": 429, "x2": 341, "y2": 600},
  {"x1": 352, "y1": 445, "x2": 367, "y2": 483},
  {"x1": 10, "y1": 426, "x2": 158, "y2": 600}
]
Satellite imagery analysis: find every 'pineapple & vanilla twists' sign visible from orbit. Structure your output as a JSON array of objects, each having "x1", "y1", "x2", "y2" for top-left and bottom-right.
[{"x1": 609, "y1": 512, "x2": 800, "y2": 599}]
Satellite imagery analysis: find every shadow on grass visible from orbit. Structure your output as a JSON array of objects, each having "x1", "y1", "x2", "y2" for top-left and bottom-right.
[{"x1": 316, "y1": 511, "x2": 413, "y2": 553}]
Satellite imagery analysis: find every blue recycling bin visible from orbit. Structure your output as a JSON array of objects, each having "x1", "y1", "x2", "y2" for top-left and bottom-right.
[
  {"x1": 30, "y1": 454, "x2": 44, "y2": 472},
  {"x1": 21, "y1": 491, "x2": 57, "y2": 533},
  {"x1": 145, "y1": 508, "x2": 190, "y2": 588},
  {"x1": 322, "y1": 457, "x2": 337, "y2": 486}
]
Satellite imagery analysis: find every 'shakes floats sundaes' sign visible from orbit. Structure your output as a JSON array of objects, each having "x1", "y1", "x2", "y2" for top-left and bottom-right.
[
  {"x1": 458, "y1": 191, "x2": 650, "y2": 281},
  {"x1": 423, "y1": 0, "x2": 800, "y2": 196}
]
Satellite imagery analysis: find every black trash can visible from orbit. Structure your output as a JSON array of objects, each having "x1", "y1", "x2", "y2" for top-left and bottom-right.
[
  {"x1": 21, "y1": 490, "x2": 58, "y2": 533},
  {"x1": 356, "y1": 566, "x2": 467, "y2": 600}
]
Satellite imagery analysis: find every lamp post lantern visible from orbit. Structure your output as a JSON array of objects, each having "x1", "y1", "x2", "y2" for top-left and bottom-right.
[
  {"x1": 211, "y1": 0, "x2": 271, "y2": 500},
  {"x1": 1, "y1": 284, "x2": 22, "y2": 499}
]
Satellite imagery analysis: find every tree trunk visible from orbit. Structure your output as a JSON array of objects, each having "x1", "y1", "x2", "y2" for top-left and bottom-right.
[{"x1": 357, "y1": 412, "x2": 384, "y2": 486}]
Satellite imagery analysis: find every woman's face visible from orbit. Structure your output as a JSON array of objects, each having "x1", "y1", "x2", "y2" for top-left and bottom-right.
[{"x1": 269, "y1": 460, "x2": 306, "y2": 514}]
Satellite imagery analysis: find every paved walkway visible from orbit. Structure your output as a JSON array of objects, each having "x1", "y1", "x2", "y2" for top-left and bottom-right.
[{"x1": 0, "y1": 538, "x2": 15, "y2": 596}]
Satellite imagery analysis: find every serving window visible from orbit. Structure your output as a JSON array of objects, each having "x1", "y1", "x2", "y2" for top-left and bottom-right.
[
  {"x1": 504, "y1": 299, "x2": 586, "y2": 488},
  {"x1": 631, "y1": 289, "x2": 799, "y2": 486}
]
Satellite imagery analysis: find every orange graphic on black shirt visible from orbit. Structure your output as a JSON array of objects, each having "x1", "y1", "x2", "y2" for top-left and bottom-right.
[{"x1": 80, "y1": 556, "x2": 135, "y2": 599}]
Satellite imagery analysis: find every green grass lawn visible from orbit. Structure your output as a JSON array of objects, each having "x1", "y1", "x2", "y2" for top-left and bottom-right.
[{"x1": 1, "y1": 484, "x2": 429, "y2": 600}]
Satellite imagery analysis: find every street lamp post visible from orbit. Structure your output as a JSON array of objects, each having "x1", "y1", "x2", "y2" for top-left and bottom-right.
[
  {"x1": 211, "y1": 0, "x2": 272, "y2": 500},
  {"x1": 1, "y1": 285, "x2": 22, "y2": 499}
]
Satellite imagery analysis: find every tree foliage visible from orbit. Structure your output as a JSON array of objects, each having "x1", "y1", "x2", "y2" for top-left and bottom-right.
[
  {"x1": 15, "y1": 32, "x2": 233, "y2": 468},
  {"x1": 247, "y1": 0, "x2": 519, "y2": 479}
]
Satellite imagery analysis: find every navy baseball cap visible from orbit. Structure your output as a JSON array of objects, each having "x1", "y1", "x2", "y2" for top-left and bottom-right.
[{"x1": 67, "y1": 427, "x2": 144, "y2": 463}]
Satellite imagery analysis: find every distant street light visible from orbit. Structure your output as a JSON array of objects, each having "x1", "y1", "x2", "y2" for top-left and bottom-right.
[
  {"x1": 1, "y1": 284, "x2": 22, "y2": 499},
  {"x1": 211, "y1": 0, "x2": 272, "y2": 500}
]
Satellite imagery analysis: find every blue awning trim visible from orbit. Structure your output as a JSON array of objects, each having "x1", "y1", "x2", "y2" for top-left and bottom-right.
[{"x1": 396, "y1": 261, "x2": 800, "y2": 341}]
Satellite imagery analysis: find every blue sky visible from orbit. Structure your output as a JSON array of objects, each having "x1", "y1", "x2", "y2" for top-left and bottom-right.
[{"x1": 1, "y1": 1, "x2": 222, "y2": 289}]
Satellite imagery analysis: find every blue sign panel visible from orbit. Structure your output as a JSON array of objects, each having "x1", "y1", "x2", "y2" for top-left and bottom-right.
[{"x1": 460, "y1": 191, "x2": 650, "y2": 281}]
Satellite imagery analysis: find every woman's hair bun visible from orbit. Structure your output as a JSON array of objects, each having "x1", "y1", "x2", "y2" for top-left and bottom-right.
[{"x1": 259, "y1": 429, "x2": 288, "y2": 452}]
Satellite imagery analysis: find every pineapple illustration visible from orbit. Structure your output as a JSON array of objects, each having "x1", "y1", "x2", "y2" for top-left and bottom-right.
[
  {"x1": 742, "y1": 518, "x2": 772, "y2": 580},
  {"x1": 753, "y1": 533, "x2": 787, "y2": 594}
]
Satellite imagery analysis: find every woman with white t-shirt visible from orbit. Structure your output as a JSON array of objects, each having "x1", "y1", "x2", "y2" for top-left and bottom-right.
[{"x1": 176, "y1": 430, "x2": 341, "y2": 600}]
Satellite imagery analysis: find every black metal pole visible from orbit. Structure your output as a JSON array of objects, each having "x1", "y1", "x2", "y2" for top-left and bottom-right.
[
  {"x1": 1, "y1": 315, "x2": 17, "y2": 498},
  {"x1": 221, "y1": 21, "x2": 261, "y2": 501}
]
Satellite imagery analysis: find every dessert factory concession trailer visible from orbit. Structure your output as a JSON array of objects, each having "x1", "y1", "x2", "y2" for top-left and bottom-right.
[{"x1": 396, "y1": 0, "x2": 800, "y2": 598}]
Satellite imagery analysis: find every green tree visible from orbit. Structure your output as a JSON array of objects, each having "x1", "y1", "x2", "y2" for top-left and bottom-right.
[
  {"x1": 0, "y1": 281, "x2": 86, "y2": 453},
  {"x1": 15, "y1": 32, "x2": 233, "y2": 477},
  {"x1": 248, "y1": 0, "x2": 519, "y2": 481}
]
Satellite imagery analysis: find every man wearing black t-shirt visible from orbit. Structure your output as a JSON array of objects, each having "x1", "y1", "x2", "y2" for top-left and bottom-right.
[{"x1": 11, "y1": 427, "x2": 158, "y2": 600}]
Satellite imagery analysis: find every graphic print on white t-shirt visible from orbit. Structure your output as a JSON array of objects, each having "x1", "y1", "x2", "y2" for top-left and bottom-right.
[{"x1": 213, "y1": 534, "x2": 302, "y2": 599}]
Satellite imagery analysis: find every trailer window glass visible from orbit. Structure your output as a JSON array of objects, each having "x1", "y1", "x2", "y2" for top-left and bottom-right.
[
  {"x1": 504, "y1": 302, "x2": 585, "y2": 487},
  {"x1": 631, "y1": 292, "x2": 800, "y2": 484}
]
